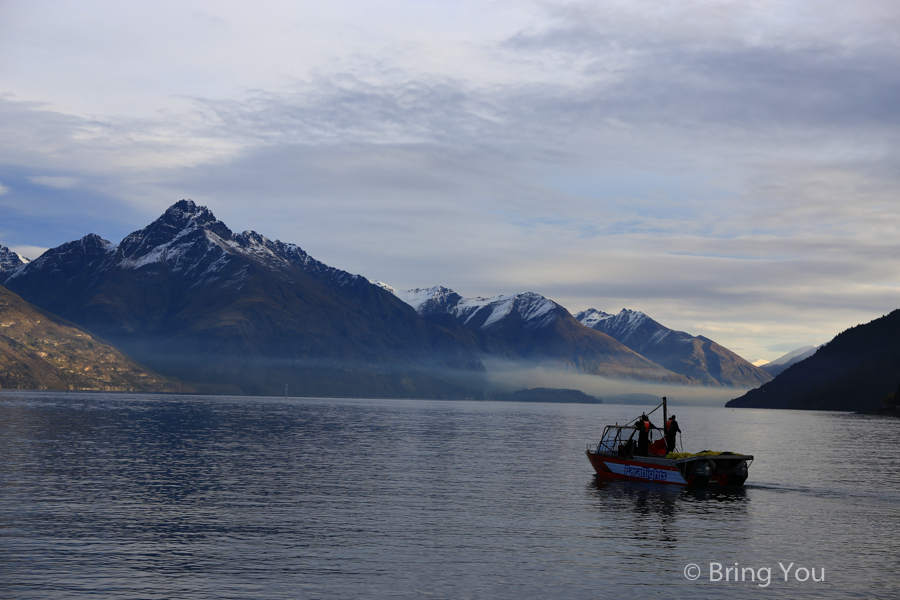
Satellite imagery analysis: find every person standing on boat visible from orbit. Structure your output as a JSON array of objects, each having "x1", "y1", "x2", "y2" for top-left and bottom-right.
[
  {"x1": 634, "y1": 414, "x2": 655, "y2": 456},
  {"x1": 665, "y1": 415, "x2": 681, "y2": 453}
]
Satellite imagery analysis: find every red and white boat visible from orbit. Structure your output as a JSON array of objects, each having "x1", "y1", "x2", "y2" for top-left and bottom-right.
[{"x1": 585, "y1": 398, "x2": 753, "y2": 487}]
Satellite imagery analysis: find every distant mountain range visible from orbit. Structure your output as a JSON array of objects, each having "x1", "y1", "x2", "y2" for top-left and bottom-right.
[
  {"x1": 377, "y1": 285, "x2": 692, "y2": 383},
  {"x1": 0, "y1": 283, "x2": 175, "y2": 391},
  {"x1": 727, "y1": 311, "x2": 900, "y2": 411},
  {"x1": 0, "y1": 199, "x2": 781, "y2": 398},
  {"x1": 574, "y1": 308, "x2": 772, "y2": 387}
]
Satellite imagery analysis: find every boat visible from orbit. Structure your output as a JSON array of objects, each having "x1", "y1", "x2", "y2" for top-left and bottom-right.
[{"x1": 585, "y1": 397, "x2": 753, "y2": 487}]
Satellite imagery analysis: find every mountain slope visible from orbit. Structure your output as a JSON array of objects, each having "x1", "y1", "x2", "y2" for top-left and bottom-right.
[
  {"x1": 0, "y1": 284, "x2": 175, "y2": 391},
  {"x1": 575, "y1": 308, "x2": 772, "y2": 388},
  {"x1": 727, "y1": 310, "x2": 900, "y2": 411},
  {"x1": 381, "y1": 285, "x2": 693, "y2": 383},
  {"x1": 759, "y1": 345, "x2": 818, "y2": 377},
  {"x1": 3, "y1": 201, "x2": 484, "y2": 397}
]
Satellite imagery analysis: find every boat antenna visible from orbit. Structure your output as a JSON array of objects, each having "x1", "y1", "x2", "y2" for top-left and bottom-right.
[{"x1": 623, "y1": 399, "x2": 666, "y2": 427}]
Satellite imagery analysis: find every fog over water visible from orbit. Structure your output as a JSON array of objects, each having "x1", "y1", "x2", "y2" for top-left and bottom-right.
[{"x1": 482, "y1": 358, "x2": 743, "y2": 406}]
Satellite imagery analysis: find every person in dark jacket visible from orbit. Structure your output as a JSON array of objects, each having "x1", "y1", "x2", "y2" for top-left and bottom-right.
[
  {"x1": 634, "y1": 414, "x2": 655, "y2": 456},
  {"x1": 665, "y1": 415, "x2": 681, "y2": 453}
]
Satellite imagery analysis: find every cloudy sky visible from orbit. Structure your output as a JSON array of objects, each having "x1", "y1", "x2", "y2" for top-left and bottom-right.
[{"x1": 1, "y1": 0, "x2": 899, "y2": 362}]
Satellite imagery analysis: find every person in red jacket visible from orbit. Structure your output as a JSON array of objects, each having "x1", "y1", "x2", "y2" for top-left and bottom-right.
[{"x1": 634, "y1": 414, "x2": 655, "y2": 456}]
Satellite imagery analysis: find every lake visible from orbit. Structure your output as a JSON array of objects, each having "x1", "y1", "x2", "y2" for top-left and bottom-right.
[{"x1": 1, "y1": 391, "x2": 898, "y2": 599}]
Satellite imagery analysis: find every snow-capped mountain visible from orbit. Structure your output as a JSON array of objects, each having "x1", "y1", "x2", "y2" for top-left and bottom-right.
[
  {"x1": 576, "y1": 307, "x2": 772, "y2": 388},
  {"x1": 576, "y1": 308, "x2": 696, "y2": 348},
  {"x1": 759, "y1": 345, "x2": 818, "y2": 377},
  {"x1": 3, "y1": 201, "x2": 484, "y2": 397},
  {"x1": 384, "y1": 285, "x2": 560, "y2": 332},
  {"x1": 0, "y1": 244, "x2": 29, "y2": 273},
  {"x1": 380, "y1": 285, "x2": 692, "y2": 383},
  {"x1": 6, "y1": 201, "x2": 360, "y2": 290},
  {"x1": 373, "y1": 284, "x2": 466, "y2": 320}
]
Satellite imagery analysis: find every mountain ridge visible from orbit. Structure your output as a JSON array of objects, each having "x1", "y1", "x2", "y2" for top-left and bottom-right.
[
  {"x1": 575, "y1": 307, "x2": 772, "y2": 388},
  {"x1": 3, "y1": 201, "x2": 486, "y2": 397},
  {"x1": 381, "y1": 284, "x2": 696, "y2": 384}
]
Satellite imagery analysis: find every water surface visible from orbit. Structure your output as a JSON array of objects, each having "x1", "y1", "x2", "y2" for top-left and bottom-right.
[{"x1": 1, "y1": 391, "x2": 898, "y2": 598}]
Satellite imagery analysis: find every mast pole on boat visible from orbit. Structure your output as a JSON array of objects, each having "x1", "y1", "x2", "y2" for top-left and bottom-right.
[{"x1": 662, "y1": 396, "x2": 667, "y2": 433}]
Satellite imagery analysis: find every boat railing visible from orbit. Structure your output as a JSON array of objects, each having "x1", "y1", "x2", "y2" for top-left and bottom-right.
[{"x1": 589, "y1": 424, "x2": 672, "y2": 456}]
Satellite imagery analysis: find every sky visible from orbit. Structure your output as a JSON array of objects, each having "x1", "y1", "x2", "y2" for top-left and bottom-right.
[{"x1": 1, "y1": 0, "x2": 899, "y2": 363}]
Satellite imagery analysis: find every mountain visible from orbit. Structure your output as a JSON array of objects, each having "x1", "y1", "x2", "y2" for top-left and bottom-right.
[
  {"x1": 0, "y1": 245, "x2": 29, "y2": 272},
  {"x1": 378, "y1": 285, "x2": 693, "y2": 383},
  {"x1": 759, "y1": 345, "x2": 818, "y2": 377},
  {"x1": 575, "y1": 308, "x2": 772, "y2": 388},
  {"x1": 0, "y1": 284, "x2": 175, "y2": 392},
  {"x1": 3, "y1": 201, "x2": 485, "y2": 397},
  {"x1": 727, "y1": 310, "x2": 900, "y2": 411}
]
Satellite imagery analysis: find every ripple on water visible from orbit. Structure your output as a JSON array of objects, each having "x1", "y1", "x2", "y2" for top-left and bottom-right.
[{"x1": 1, "y1": 392, "x2": 898, "y2": 599}]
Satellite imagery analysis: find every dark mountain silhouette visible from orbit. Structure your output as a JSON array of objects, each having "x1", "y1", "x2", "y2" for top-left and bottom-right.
[
  {"x1": 727, "y1": 310, "x2": 900, "y2": 411},
  {"x1": 3, "y1": 201, "x2": 484, "y2": 397},
  {"x1": 576, "y1": 308, "x2": 772, "y2": 388}
]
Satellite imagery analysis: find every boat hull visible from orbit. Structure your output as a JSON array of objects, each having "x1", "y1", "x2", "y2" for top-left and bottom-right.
[{"x1": 586, "y1": 451, "x2": 752, "y2": 487}]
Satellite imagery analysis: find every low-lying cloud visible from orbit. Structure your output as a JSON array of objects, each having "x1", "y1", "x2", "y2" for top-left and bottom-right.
[{"x1": 481, "y1": 358, "x2": 747, "y2": 407}]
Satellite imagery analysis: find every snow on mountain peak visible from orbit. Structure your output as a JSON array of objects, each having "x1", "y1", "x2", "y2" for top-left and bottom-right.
[
  {"x1": 0, "y1": 244, "x2": 29, "y2": 273},
  {"x1": 766, "y1": 345, "x2": 818, "y2": 368},
  {"x1": 616, "y1": 308, "x2": 651, "y2": 332},
  {"x1": 114, "y1": 204, "x2": 302, "y2": 279},
  {"x1": 3, "y1": 234, "x2": 115, "y2": 283},
  {"x1": 395, "y1": 286, "x2": 459, "y2": 314},
  {"x1": 383, "y1": 285, "x2": 559, "y2": 330},
  {"x1": 116, "y1": 200, "x2": 233, "y2": 269},
  {"x1": 163, "y1": 199, "x2": 215, "y2": 223},
  {"x1": 577, "y1": 308, "x2": 649, "y2": 332},
  {"x1": 369, "y1": 280, "x2": 396, "y2": 294},
  {"x1": 578, "y1": 306, "x2": 698, "y2": 348},
  {"x1": 575, "y1": 308, "x2": 614, "y2": 328},
  {"x1": 2, "y1": 200, "x2": 363, "y2": 294}
]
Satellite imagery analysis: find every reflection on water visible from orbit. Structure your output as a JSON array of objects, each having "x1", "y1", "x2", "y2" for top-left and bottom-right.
[
  {"x1": 589, "y1": 478, "x2": 684, "y2": 516},
  {"x1": 585, "y1": 477, "x2": 751, "y2": 552},
  {"x1": 1, "y1": 392, "x2": 899, "y2": 599}
]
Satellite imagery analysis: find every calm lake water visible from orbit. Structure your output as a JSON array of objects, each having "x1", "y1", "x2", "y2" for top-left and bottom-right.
[{"x1": 1, "y1": 391, "x2": 898, "y2": 599}]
